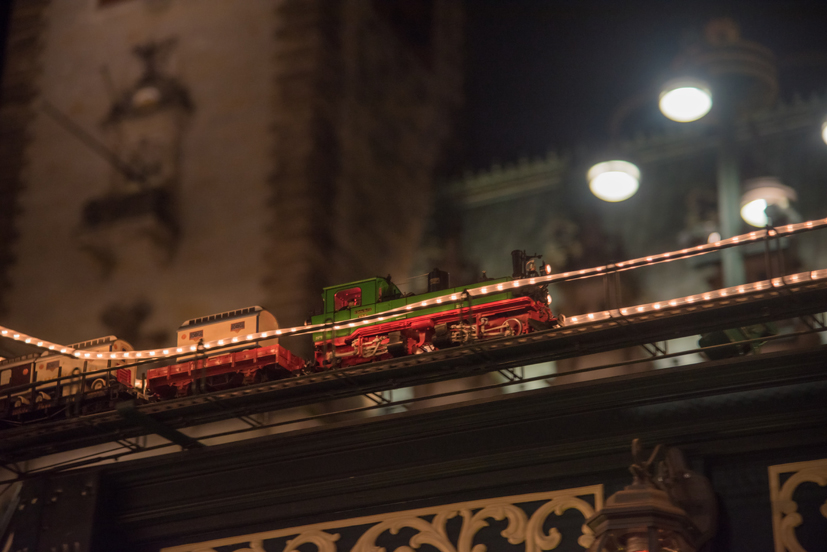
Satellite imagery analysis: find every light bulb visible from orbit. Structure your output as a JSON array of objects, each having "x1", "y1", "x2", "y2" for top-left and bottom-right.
[
  {"x1": 741, "y1": 198, "x2": 768, "y2": 227},
  {"x1": 740, "y1": 178, "x2": 796, "y2": 227},
  {"x1": 588, "y1": 160, "x2": 640, "y2": 202},
  {"x1": 659, "y1": 79, "x2": 712, "y2": 122}
]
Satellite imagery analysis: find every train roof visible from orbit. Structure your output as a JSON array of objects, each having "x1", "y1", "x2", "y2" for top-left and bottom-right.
[
  {"x1": 321, "y1": 277, "x2": 406, "y2": 294},
  {"x1": 0, "y1": 336, "x2": 125, "y2": 366},
  {"x1": 179, "y1": 306, "x2": 266, "y2": 328},
  {"x1": 320, "y1": 277, "x2": 388, "y2": 292},
  {"x1": 0, "y1": 352, "x2": 42, "y2": 367},
  {"x1": 69, "y1": 336, "x2": 121, "y2": 350}
]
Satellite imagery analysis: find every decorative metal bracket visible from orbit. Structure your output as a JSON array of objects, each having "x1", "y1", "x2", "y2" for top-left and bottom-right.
[
  {"x1": 160, "y1": 485, "x2": 603, "y2": 552},
  {"x1": 769, "y1": 458, "x2": 827, "y2": 552}
]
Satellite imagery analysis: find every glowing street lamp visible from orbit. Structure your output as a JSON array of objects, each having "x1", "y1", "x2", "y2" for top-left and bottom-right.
[
  {"x1": 659, "y1": 78, "x2": 713, "y2": 122},
  {"x1": 821, "y1": 119, "x2": 827, "y2": 145},
  {"x1": 590, "y1": 20, "x2": 787, "y2": 287},
  {"x1": 658, "y1": 20, "x2": 776, "y2": 287},
  {"x1": 740, "y1": 178, "x2": 797, "y2": 227},
  {"x1": 587, "y1": 160, "x2": 640, "y2": 202}
]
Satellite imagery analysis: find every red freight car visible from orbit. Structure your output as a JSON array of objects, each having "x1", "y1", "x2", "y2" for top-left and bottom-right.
[{"x1": 146, "y1": 306, "x2": 303, "y2": 397}]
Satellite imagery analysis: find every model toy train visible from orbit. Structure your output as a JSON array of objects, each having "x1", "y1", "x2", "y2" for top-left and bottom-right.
[
  {"x1": 0, "y1": 251, "x2": 560, "y2": 422},
  {"x1": 310, "y1": 251, "x2": 558, "y2": 368},
  {"x1": 146, "y1": 306, "x2": 304, "y2": 399},
  {"x1": 0, "y1": 336, "x2": 136, "y2": 418}
]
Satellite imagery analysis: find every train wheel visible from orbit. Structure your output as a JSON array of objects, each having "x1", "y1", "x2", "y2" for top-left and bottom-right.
[
  {"x1": 504, "y1": 318, "x2": 524, "y2": 336},
  {"x1": 150, "y1": 385, "x2": 174, "y2": 400},
  {"x1": 387, "y1": 331, "x2": 407, "y2": 357}
]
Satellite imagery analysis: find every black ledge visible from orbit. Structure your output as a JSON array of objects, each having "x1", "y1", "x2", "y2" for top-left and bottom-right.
[{"x1": 87, "y1": 343, "x2": 827, "y2": 550}]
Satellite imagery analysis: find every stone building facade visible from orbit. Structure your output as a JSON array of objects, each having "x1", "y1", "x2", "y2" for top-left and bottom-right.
[
  {"x1": 0, "y1": 0, "x2": 463, "y2": 355},
  {"x1": 444, "y1": 93, "x2": 827, "y2": 381},
  {"x1": 447, "y1": 94, "x2": 827, "y2": 300}
]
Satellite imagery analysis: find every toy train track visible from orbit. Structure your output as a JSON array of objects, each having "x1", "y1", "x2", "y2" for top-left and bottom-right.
[
  {"x1": 2, "y1": 269, "x2": 826, "y2": 463},
  {"x1": 0, "y1": 251, "x2": 559, "y2": 426}
]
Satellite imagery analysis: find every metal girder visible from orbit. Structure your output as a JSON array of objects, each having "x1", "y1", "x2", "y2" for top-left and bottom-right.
[{"x1": 115, "y1": 401, "x2": 204, "y2": 450}]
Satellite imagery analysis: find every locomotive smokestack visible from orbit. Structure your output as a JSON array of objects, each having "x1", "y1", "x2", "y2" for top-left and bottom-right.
[
  {"x1": 511, "y1": 250, "x2": 527, "y2": 279},
  {"x1": 427, "y1": 268, "x2": 450, "y2": 292}
]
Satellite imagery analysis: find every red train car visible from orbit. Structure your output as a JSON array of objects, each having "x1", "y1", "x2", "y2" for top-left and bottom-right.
[
  {"x1": 146, "y1": 306, "x2": 303, "y2": 398},
  {"x1": 0, "y1": 336, "x2": 136, "y2": 419},
  {"x1": 147, "y1": 343, "x2": 303, "y2": 398}
]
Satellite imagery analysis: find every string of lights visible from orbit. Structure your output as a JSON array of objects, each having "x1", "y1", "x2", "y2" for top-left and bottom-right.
[{"x1": 2, "y1": 216, "x2": 826, "y2": 361}]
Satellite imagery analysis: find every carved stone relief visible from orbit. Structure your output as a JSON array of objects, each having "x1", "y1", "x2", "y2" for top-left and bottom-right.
[
  {"x1": 78, "y1": 38, "x2": 193, "y2": 271},
  {"x1": 161, "y1": 485, "x2": 603, "y2": 552}
]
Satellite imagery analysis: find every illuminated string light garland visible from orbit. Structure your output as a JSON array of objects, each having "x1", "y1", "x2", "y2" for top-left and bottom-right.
[
  {"x1": 0, "y1": 328, "x2": 72, "y2": 356},
  {"x1": 564, "y1": 269, "x2": 827, "y2": 325},
  {"x1": 2, "y1": 216, "x2": 827, "y2": 361}
]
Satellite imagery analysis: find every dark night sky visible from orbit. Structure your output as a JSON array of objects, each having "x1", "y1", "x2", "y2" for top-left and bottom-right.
[
  {"x1": 463, "y1": 0, "x2": 827, "y2": 171},
  {"x1": 2, "y1": 2, "x2": 826, "y2": 174}
]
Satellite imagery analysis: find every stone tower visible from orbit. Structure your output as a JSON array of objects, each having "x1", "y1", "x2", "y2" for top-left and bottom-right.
[{"x1": 0, "y1": 0, "x2": 463, "y2": 355}]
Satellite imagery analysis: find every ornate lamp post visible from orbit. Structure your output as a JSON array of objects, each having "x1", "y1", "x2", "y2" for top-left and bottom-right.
[
  {"x1": 589, "y1": 19, "x2": 786, "y2": 288},
  {"x1": 660, "y1": 19, "x2": 777, "y2": 287},
  {"x1": 586, "y1": 440, "x2": 717, "y2": 552}
]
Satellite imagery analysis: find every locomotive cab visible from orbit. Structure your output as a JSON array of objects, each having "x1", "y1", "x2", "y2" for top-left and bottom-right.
[
  {"x1": 321, "y1": 278, "x2": 402, "y2": 319},
  {"x1": 334, "y1": 287, "x2": 362, "y2": 311}
]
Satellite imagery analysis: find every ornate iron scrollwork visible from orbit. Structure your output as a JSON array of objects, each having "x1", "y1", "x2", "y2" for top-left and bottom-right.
[
  {"x1": 769, "y1": 458, "x2": 827, "y2": 552},
  {"x1": 162, "y1": 485, "x2": 603, "y2": 552}
]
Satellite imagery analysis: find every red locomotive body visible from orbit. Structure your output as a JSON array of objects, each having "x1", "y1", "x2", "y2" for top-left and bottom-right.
[{"x1": 313, "y1": 295, "x2": 556, "y2": 369}]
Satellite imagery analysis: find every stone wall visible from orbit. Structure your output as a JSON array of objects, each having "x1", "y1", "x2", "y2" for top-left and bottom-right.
[
  {"x1": 0, "y1": 0, "x2": 49, "y2": 318},
  {"x1": 266, "y1": 0, "x2": 464, "y2": 342},
  {"x1": 2, "y1": 0, "x2": 280, "y2": 349},
  {"x1": 0, "y1": 0, "x2": 464, "y2": 356}
]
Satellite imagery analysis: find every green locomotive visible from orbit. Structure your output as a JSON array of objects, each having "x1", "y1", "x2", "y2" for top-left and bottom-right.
[{"x1": 310, "y1": 251, "x2": 560, "y2": 368}]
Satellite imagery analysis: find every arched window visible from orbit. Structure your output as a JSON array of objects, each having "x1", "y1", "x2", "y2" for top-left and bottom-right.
[{"x1": 334, "y1": 287, "x2": 362, "y2": 311}]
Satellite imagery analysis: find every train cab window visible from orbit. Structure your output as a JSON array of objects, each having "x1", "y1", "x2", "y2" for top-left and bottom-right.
[{"x1": 335, "y1": 287, "x2": 362, "y2": 311}]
